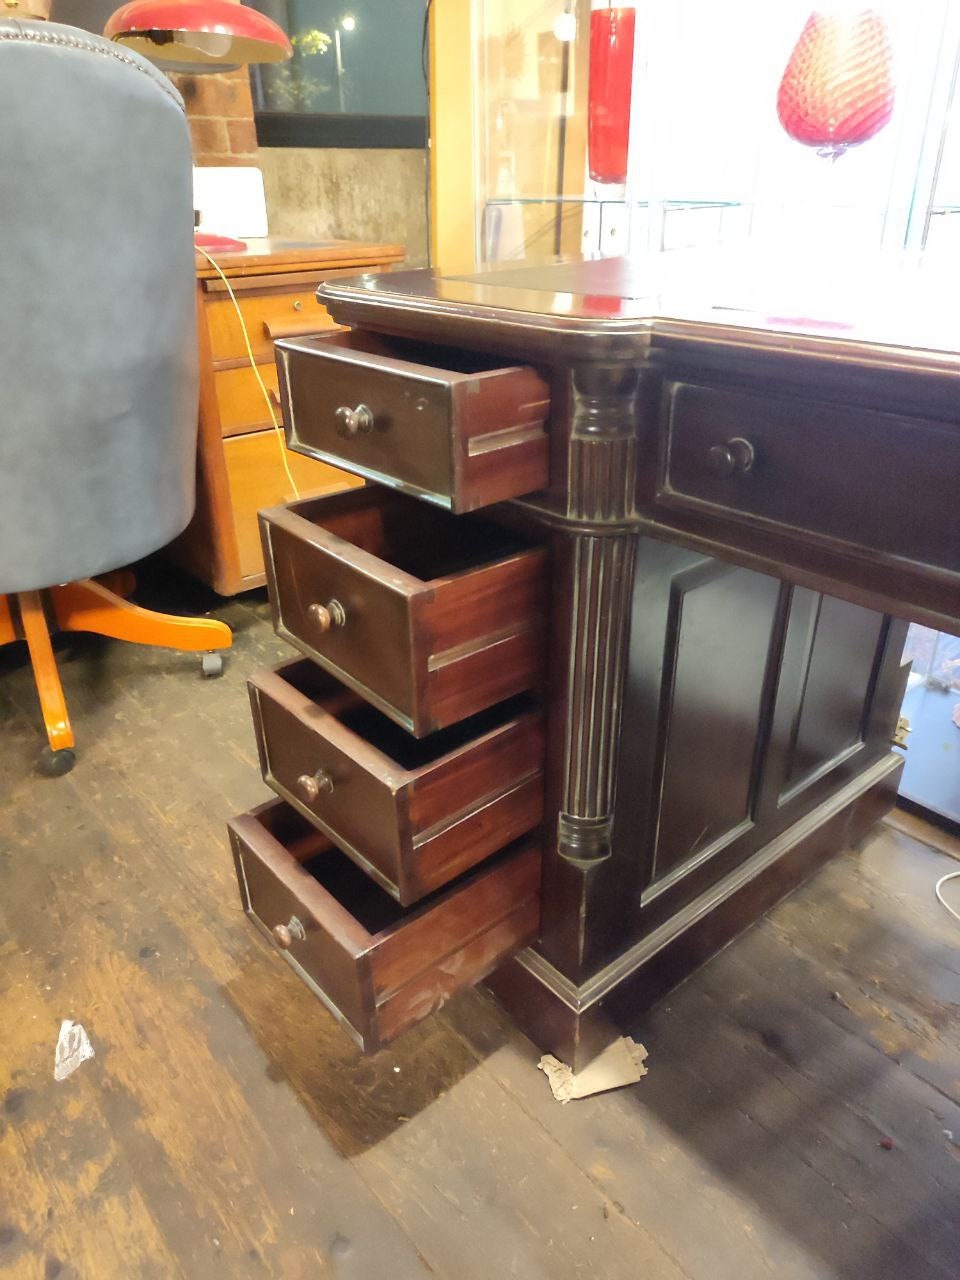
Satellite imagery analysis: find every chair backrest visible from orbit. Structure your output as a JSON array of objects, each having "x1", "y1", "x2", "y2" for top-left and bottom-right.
[{"x1": 0, "y1": 19, "x2": 198, "y2": 594}]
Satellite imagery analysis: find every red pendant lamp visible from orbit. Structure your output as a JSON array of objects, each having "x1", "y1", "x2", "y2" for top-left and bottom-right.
[
  {"x1": 777, "y1": 7, "x2": 895, "y2": 159},
  {"x1": 587, "y1": 6, "x2": 636, "y2": 185},
  {"x1": 106, "y1": 1, "x2": 292, "y2": 252},
  {"x1": 105, "y1": 1, "x2": 292, "y2": 75}
]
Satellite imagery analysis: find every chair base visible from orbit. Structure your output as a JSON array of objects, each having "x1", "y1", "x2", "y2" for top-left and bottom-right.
[{"x1": 2, "y1": 577, "x2": 232, "y2": 773}]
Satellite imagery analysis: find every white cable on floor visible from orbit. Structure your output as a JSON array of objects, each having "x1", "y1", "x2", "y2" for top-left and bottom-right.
[{"x1": 935, "y1": 870, "x2": 960, "y2": 924}]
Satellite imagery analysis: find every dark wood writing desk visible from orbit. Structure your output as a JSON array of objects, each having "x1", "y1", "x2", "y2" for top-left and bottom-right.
[{"x1": 231, "y1": 256, "x2": 959, "y2": 1068}]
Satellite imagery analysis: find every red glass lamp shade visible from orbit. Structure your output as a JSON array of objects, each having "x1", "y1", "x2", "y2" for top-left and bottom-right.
[
  {"x1": 777, "y1": 7, "x2": 895, "y2": 159},
  {"x1": 105, "y1": 0, "x2": 292, "y2": 73},
  {"x1": 587, "y1": 7, "x2": 636, "y2": 185}
]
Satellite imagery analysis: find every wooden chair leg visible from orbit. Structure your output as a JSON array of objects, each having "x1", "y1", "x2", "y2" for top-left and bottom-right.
[
  {"x1": 18, "y1": 590, "x2": 75, "y2": 752},
  {"x1": 0, "y1": 595, "x2": 16, "y2": 647},
  {"x1": 49, "y1": 579, "x2": 232, "y2": 653}
]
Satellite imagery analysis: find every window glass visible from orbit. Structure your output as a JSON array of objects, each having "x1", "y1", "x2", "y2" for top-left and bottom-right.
[{"x1": 250, "y1": 1, "x2": 427, "y2": 146}]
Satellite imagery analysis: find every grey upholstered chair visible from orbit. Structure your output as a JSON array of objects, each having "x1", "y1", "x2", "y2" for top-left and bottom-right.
[{"x1": 0, "y1": 18, "x2": 231, "y2": 775}]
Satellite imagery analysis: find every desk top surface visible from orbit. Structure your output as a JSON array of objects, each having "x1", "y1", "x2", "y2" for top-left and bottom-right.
[
  {"x1": 195, "y1": 236, "x2": 405, "y2": 281},
  {"x1": 320, "y1": 254, "x2": 960, "y2": 373}
]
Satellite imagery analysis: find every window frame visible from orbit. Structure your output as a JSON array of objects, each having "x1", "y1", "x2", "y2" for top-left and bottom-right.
[{"x1": 254, "y1": 112, "x2": 427, "y2": 149}]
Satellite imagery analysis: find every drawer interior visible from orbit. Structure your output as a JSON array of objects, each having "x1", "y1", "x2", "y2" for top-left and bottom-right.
[
  {"x1": 317, "y1": 327, "x2": 537, "y2": 378},
  {"x1": 287, "y1": 488, "x2": 538, "y2": 582},
  {"x1": 232, "y1": 798, "x2": 542, "y2": 1051},
  {"x1": 245, "y1": 799, "x2": 407, "y2": 935},
  {"x1": 242, "y1": 799, "x2": 537, "y2": 945},
  {"x1": 279, "y1": 659, "x2": 539, "y2": 771}
]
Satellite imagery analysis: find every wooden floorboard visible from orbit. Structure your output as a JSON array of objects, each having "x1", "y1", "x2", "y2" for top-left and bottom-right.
[{"x1": 1, "y1": 568, "x2": 958, "y2": 1279}]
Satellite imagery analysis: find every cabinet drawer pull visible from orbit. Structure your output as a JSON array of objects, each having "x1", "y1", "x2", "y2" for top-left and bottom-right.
[
  {"x1": 708, "y1": 436, "x2": 755, "y2": 477},
  {"x1": 335, "y1": 403, "x2": 375, "y2": 438},
  {"x1": 272, "y1": 916, "x2": 306, "y2": 949},
  {"x1": 307, "y1": 599, "x2": 346, "y2": 633},
  {"x1": 297, "y1": 769, "x2": 334, "y2": 802}
]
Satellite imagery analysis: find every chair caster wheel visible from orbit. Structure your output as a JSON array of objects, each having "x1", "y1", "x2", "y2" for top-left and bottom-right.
[
  {"x1": 201, "y1": 652, "x2": 225, "y2": 678},
  {"x1": 38, "y1": 746, "x2": 76, "y2": 777}
]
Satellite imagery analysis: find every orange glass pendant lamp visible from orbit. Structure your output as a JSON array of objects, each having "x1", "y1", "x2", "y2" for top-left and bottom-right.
[
  {"x1": 777, "y1": 6, "x2": 895, "y2": 159},
  {"x1": 105, "y1": 0, "x2": 292, "y2": 74}
]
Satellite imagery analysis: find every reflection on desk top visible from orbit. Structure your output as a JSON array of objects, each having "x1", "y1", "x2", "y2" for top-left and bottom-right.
[{"x1": 319, "y1": 253, "x2": 960, "y2": 369}]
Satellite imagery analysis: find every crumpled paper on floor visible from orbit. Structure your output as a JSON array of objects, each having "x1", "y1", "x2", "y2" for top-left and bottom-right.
[
  {"x1": 538, "y1": 1036, "x2": 647, "y2": 1103},
  {"x1": 54, "y1": 1020, "x2": 95, "y2": 1082}
]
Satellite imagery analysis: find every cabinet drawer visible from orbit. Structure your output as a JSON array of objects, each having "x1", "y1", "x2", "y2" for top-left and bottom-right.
[
  {"x1": 660, "y1": 380, "x2": 960, "y2": 571},
  {"x1": 276, "y1": 330, "x2": 551, "y2": 512},
  {"x1": 206, "y1": 284, "x2": 339, "y2": 364},
  {"x1": 214, "y1": 362, "x2": 280, "y2": 438},
  {"x1": 259, "y1": 488, "x2": 548, "y2": 735},
  {"x1": 229, "y1": 799, "x2": 541, "y2": 1053},
  {"x1": 248, "y1": 659, "x2": 544, "y2": 905},
  {"x1": 224, "y1": 431, "x2": 363, "y2": 583}
]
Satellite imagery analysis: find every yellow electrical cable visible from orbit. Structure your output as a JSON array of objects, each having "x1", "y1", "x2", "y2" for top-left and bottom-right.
[{"x1": 194, "y1": 245, "x2": 301, "y2": 501}]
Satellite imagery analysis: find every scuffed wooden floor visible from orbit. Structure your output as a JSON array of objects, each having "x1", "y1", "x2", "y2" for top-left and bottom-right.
[{"x1": 1, "y1": 569, "x2": 958, "y2": 1280}]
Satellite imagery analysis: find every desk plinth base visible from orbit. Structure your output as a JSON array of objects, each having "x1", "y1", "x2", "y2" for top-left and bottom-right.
[{"x1": 486, "y1": 754, "x2": 902, "y2": 1073}]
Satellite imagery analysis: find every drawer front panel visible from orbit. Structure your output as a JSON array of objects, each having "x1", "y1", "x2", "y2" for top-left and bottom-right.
[
  {"x1": 229, "y1": 799, "x2": 541, "y2": 1053},
  {"x1": 277, "y1": 331, "x2": 550, "y2": 512},
  {"x1": 260, "y1": 509, "x2": 418, "y2": 725},
  {"x1": 661, "y1": 381, "x2": 960, "y2": 570},
  {"x1": 248, "y1": 661, "x2": 545, "y2": 904},
  {"x1": 248, "y1": 671, "x2": 403, "y2": 896},
  {"x1": 230, "y1": 808, "x2": 370, "y2": 1036},
  {"x1": 214, "y1": 362, "x2": 279, "y2": 438},
  {"x1": 259, "y1": 489, "x2": 548, "y2": 734},
  {"x1": 223, "y1": 432, "x2": 363, "y2": 583},
  {"x1": 206, "y1": 286, "x2": 338, "y2": 364}
]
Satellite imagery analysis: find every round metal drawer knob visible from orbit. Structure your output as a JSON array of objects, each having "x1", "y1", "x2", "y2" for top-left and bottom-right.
[
  {"x1": 293, "y1": 299, "x2": 303, "y2": 311},
  {"x1": 708, "y1": 436, "x2": 755, "y2": 477},
  {"x1": 297, "y1": 769, "x2": 334, "y2": 802},
  {"x1": 272, "y1": 916, "x2": 306, "y2": 949},
  {"x1": 307, "y1": 599, "x2": 346, "y2": 633},
  {"x1": 335, "y1": 403, "x2": 375, "y2": 438}
]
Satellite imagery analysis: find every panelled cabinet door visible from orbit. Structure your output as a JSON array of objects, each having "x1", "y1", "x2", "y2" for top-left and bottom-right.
[{"x1": 616, "y1": 540, "x2": 906, "y2": 929}]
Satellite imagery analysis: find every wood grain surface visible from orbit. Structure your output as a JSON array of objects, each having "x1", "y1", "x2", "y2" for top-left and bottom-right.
[{"x1": 0, "y1": 569, "x2": 957, "y2": 1279}]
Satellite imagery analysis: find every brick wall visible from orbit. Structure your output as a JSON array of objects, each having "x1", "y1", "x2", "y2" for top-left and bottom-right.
[
  {"x1": 47, "y1": 0, "x2": 259, "y2": 167},
  {"x1": 166, "y1": 0, "x2": 258, "y2": 167},
  {"x1": 170, "y1": 68, "x2": 259, "y2": 166}
]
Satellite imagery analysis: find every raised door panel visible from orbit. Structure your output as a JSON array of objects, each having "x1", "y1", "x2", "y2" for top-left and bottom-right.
[
  {"x1": 613, "y1": 541, "x2": 787, "y2": 916},
  {"x1": 782, "y1": 592, "x2": 886, "y2": 798},
  {"x1": 645, "y1": 560, "x2": 784, "y2": 894},
  {"x1": 764, "y1": 589, "x2": 908, "y2": 819}
]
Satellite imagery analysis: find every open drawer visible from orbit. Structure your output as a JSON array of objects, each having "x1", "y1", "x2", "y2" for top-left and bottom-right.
[
  {"x1": 229, "y1": 798, "x2": 541, "y2": 1053},
  {"x1": 259, "y1": 487, "x2": 548, "y2": 735},
  {"x1": 275, "y1": 329, "x2": 551, "y2": 512},
  {"x1": 249, "y1": 659, "x2": 545, "y2": 905}
]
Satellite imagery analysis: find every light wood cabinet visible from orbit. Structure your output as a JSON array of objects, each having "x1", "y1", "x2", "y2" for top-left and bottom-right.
[{"x1": 170, "y1": 238, "x2": 404, "y2": 595}]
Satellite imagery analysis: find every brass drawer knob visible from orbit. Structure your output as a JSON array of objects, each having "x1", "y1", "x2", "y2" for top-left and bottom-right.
[
  {"x1": 335, "y1": 403, "x2": 375, "y2": 438},
  {"x1": 293, "y1": 299, "x2": 303, "y2": 311},
  {"x1": 307, "y1": 599, "x2": 346, "y2": 633},
  {"x1": 708, "y1": 437, "x2": 755, "y2": 477},
  {"x1": 272, "y1": 916, "x2": 306, "y2": 949},
  {"x1": 297, "y1": 769, "x2": 334, "y2": 802}
]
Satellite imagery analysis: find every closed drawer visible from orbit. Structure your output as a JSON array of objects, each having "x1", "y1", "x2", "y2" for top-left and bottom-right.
[
  {"x1": 224, "y1": 431, "x2": 364, "y2": 583},
  {"x1": 248, "y1": 659, "x2": 545, "y2": 905},
  {"x1": 660, "y1": 381, "x2": 960, "y2": 570},
  {"x1": 205, "y1": 283, "x2": 339, "y2": 364},
  {"x1": 276, "y1": 330, "x2": 551, "y2": 512},
  {"x1": 259, "y1": 488, "x2": 548, "y2": 735},
  {"x1": 229, "y1": 798, "x2": 541, "y2": 1053},
  {"x1": 214, "y1": 362, "x2": 280, "y2": 437}
]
